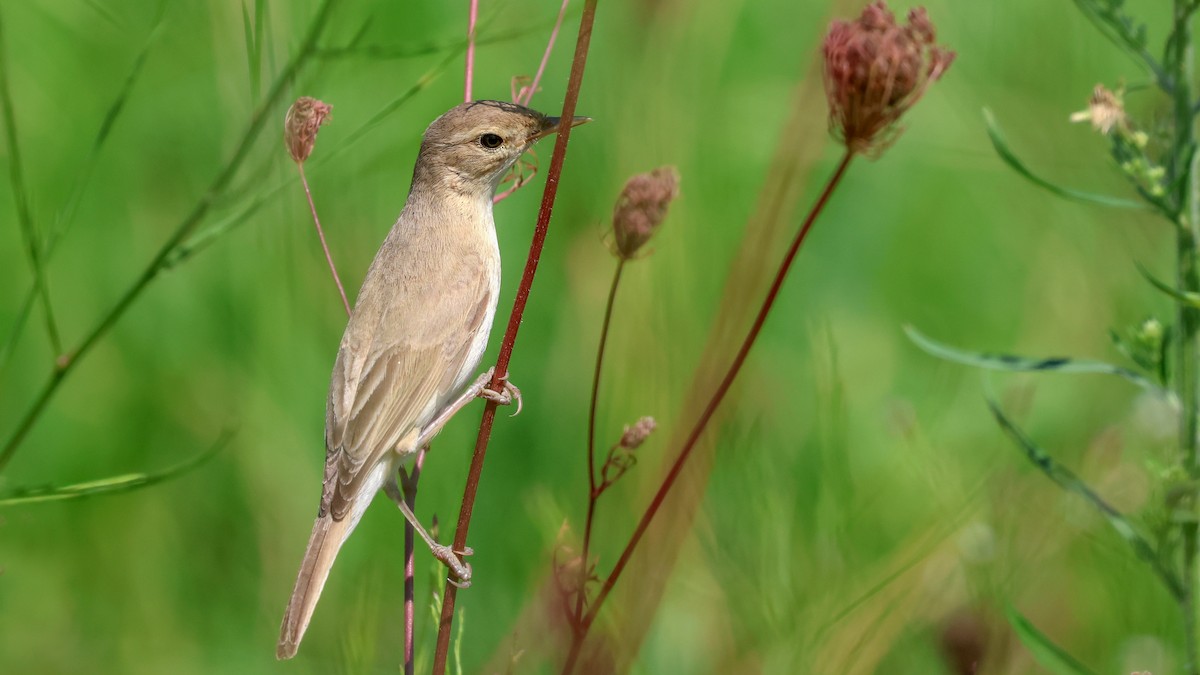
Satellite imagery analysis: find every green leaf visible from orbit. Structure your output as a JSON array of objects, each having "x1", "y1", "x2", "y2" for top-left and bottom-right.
[
  {"x1": 1006, "y1": 604, "x2": 1100, "y2": 675},
  {"x1": 983, "y1": 108, "x2": 1148, "y2": 210},
  {"x1": 0, "y1": 432, "x2": 231, "y2": 507},
  {"x1": 1069, "y1": 0, "x2": 1166, "y2": 86},
  {"x1": 989, "y1": 400, "x2": 1185, "y2": 601},
  {"x1": 904, "y1": 325, "x2": 1172, "y2": 400},
  {"x1": 1137, "y1": 262, "x2": 1200, "y2": 307}
]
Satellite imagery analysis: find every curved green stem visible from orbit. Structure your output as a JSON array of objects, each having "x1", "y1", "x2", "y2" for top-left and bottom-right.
[
  {"x1": 0, "y1": 0, "x2": 341, "y2": 472},
  {"x1": 576, "y1": 259, "x2": 625, "y2": 625}
]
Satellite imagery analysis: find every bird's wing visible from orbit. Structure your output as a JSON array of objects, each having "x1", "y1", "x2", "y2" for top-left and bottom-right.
[{"x1": 321, "y1": 248, "x2": 495, "y2": 521}]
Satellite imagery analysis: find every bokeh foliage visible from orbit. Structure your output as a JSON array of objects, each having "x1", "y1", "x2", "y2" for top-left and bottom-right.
[{"x1": 0, "y1": 0, "x2": 1184, "y2": 672}]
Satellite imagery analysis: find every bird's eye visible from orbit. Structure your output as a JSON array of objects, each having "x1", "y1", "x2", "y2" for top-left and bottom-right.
[{"x1": 480, "y1": 133, "x2": 504, "y2": 149}]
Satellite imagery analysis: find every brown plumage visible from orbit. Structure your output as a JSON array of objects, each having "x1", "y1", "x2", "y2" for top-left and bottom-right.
[{"x1": 277, "y1": 100, "x2": 588, "y2": 659}]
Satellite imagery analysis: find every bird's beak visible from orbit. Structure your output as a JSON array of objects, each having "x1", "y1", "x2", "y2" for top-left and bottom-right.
[{"x1": 532, "y1": 115, "x2": 592, "y2": 140}]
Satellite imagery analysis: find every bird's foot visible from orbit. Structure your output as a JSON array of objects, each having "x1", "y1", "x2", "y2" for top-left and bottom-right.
[
  {"x1": 479, "y1": 371, "x2": 522, "y2": 417},
  {"x1": 431, "y1": 543, "x2": 474, "y2": 588}
]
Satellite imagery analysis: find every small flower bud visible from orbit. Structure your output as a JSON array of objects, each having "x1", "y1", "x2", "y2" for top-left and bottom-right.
[
  {"x1": 1069, "y1": 84, "x2": 1127, "y2": 135},
  {"x1": 619, "y1": 416, "x2": 657, "y2": 450},
  {"x1": 612, "y1": 167, "x2": 680, "y2": 260},
  {"x1": 284, "y1": 96, "x2": 332, "y2": 165},
  {"x1": 823, "y1": 2, "x2": 955, "y2": 155}
]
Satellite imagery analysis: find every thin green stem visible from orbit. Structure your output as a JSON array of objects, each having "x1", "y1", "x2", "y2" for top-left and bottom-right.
[
  {"x1": 576, "y1": 259, "x2": 625, "y2": 625},
  {"x1": 298, "y1": 163, "x2": 351, "y2": 315},
  {"x1": 0, "y1": 9, "x2": 62, "y2": 357},
  {"x1": 561, "y1": 149, "x2": 856, "y2": 674},
  {"x1": 0, "y1": 0, "x2": 341, "y2": 473},
  {"x1": 1170, "y1": 2, "x2": 1200, "y2": 672}
]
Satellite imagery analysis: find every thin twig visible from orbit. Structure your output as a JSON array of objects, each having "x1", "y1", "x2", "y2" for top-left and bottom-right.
[
  {"x1": 401, "y1": 448, "x2": 427, "y2": 675},
  {"x1": 0, "y1": 8, "x2": 62, "y2": 357},
  {"x1": 575, "y1": 259, "x2": 625, "y2": 625},
  {"x1": 431, "y1": 1, "x2": 600, "y2": 672},
  {"x1": 0, "y1": 0, "x2": 341, "y2": 473},
  {"x1": 562, "y1": 150, "x2": 856, "y2": 673},
  {"x1": 297, "y1": 164, "x2": 351, "y2": 315},
  {"x1": 464, "y1": 0, "x2": 478, "y2": 102},
  {"x1": 517, "y1": 0, "x2": 571, "y2": 107}
]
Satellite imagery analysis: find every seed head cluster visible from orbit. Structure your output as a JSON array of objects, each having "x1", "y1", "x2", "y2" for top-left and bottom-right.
[
  {"x1": 612, "y1": 167, "x2": 680, "y2": 260},
  {"x1": 285, "y1": 97, "x2": 333, "y2": 165},
  {"x1": 823, "y1": 2, "x2": 954, "y2": 155}
]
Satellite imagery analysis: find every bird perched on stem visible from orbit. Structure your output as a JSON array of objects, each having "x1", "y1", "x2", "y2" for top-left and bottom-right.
[{"x1": 277, "y1": 100, "x2": 589, "y2": 659}]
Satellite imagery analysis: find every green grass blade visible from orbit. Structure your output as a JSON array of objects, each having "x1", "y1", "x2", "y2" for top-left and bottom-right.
[
  {"x1": 0, "y1": 288, "x2": 35, "y2": 373},
  {"x1": 905, "y1": 325, "x2": 1171, "y2": 399},
  {"x1": 989, "y1": 399, "x2": 1185, "y2": 600},
  {"x1": 1137, "y1": 262, "x2": 1200, "y2": 307},
  {"x1": 240, "y1": 0, "x2": 261, "y2": 101},
  {"x1": 1006, "y1": 604, "x2": 1099, "y2": 675},
  {"x1": 0, "y1": 8, "x2": 62, "y2": 355},
  {"x1": 983, "y1": 108, "x2": 1147, "y2": 210},
  {"x1": 0, "y1": 431, "x2": 231, "y2": 507},
  {"x1": 335, "y1": 47, "x2": 462, "y2": 155},
  {"x1": 50, "y1": 2, "x2": 167, "y2": 255}
]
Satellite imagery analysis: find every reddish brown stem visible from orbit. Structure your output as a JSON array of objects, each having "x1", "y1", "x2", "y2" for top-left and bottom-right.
[
  {"x1": 562, "y1": 149, "x2": 855, "y2": 673},
  {"x1": 431, "y1": 1, "x2": 600, "y2": 673},
  {"x1": 464, "y1": 0, "x2": 478, "y2": 102},
  {"x1": 298, "y1": 164, "x2": 351, "y2": 316},
  {"x1": 576, "y1": 259, "x2": 625, "y2": 625},
  {"x1": 401, "y1": 448, "x2": 427, "y2": 675}
]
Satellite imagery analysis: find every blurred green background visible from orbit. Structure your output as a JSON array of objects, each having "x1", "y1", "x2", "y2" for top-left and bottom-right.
[{"x1": 0, "y1": 0, "x2": 1186, "y2": 672}]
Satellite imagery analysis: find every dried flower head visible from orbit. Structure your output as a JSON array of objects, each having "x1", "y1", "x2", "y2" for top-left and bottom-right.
[
  {"x1": 284, "y1": 96, "x2": 332, "y2": 165},
  {"x1": 612, "y1": 167, "x2": 680, "y2": 260},
  {"x1": 1069, "y1": 84, "x2": 1127, "y2": 135},
  {"x1": 823, "y1": 2, "x2": 955, "y2": 155},
  {"x1": 619, "y1": 416, "x2": 657, "y2": 450}
]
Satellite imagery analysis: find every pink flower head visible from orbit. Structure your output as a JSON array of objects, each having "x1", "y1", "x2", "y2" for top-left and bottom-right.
[
  {"x1": 612, "y1": 167, "x2": 680, "y2": 260},
  {"x1": 284, "y1": 97, "x2": 332, "y2": 165},
  {"x1": 823, "y1": 2, "x2": 954, "y2": 155}
]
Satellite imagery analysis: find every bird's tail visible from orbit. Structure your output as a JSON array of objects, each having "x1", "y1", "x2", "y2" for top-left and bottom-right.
[{"x1": 276, "y1": 514, "x2": 352, "y2": 659}]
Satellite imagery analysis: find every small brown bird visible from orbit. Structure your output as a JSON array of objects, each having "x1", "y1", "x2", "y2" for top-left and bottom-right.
[{"x1": 277, "y1": 100, "x2": 589, "y2": 659}]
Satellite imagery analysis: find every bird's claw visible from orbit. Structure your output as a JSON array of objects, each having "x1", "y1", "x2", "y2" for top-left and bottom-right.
[
  {"x1": 431, "y1": 543, "x2": 473, "y2": 587},
  {"x1": 480, "y1": 377, "x2": 522, "y2": 417}
]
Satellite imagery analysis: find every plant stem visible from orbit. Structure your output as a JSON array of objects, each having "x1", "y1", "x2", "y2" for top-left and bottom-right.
[
  {"x1": 464, "y1": 0, "x2": 478, "y2": 102},
  {"x1": 0, "y1": 8, "x2": 62, "y2": 358},
  {"x1": 430, "y1": 2, "x2": 599, "y2": 672},
  {"x1": 401, "y1": 448, "x2": 427, "y2": 675},
  {"x1": 1170, "y1": 2, "x2": 1200, "y2": 672},
  {"x1": 0, "y1": 0, "x2": 340, "y2": 473},
  {"x1": 576, "y1": 259, "x2": 625, "y2": 625},
  {"x1": 517, "y1": 0, "x2": 571, "y2": 107},
  {"x1": 298, "y1": 164, "x2": 351, "y2": 316},
  {"x1": 562, "y1": 149, "x2": 855, "y2": 674}
]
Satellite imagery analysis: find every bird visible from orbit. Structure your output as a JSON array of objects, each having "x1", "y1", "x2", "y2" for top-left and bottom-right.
[{"x1": 277, "y1": 99, "x2": 589, "y2": 659}]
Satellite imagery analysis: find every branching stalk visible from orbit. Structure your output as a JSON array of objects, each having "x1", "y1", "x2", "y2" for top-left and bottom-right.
[
  {"x1": 576, "y1": 259, "x2": 625, "y2": 625},
  {"x1": 562, "y1": 150, "x2": 855, "y2": 673}
]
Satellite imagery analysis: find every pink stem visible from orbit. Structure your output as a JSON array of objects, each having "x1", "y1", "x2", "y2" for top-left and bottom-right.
[
  {"x1": 401, "y1": 448, "x2": 427, "y2": 675},
  {"x1": 465, "y1": 0, "x2": 479, "y2": 102},
  {"x1": 298, "y1": 164, "x2": 351, "y2": 317},
  {"x1": 519, "y1": 0, "x2": 571, "y2": 106}
]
